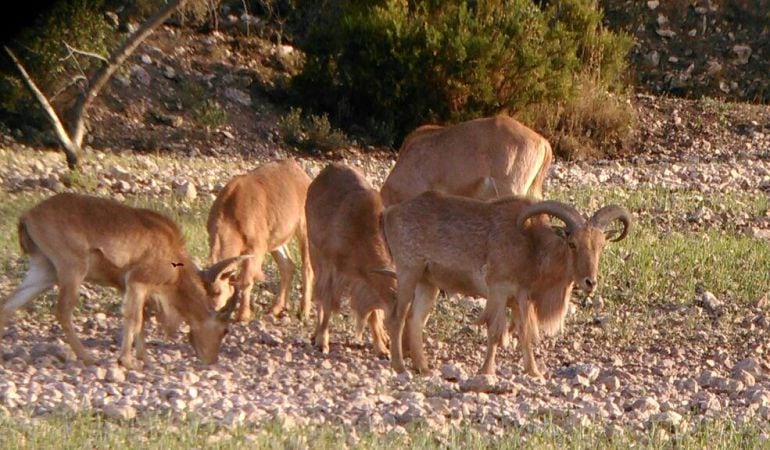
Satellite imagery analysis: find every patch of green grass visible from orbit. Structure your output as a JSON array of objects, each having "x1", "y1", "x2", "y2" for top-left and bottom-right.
[{"x1": 0, "y1": 413, "x2": 767, "y2": 449}]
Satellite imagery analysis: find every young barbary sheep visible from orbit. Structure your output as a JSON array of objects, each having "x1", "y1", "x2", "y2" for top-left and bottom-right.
[
  {"x1": 382, "y1": 192, "x2": 631, "y2": 377},
  {"x1": 0, "y1": 193, "x2": 248, "y2": 368},
  {"x1": 207, "y1": 159, "x2": 313, "y2": 322},
  {"x1": 380, "y1": 115, "x2": 553, "y2": 206},
  {"x1": 305, "y1": 163, "x2": 395, "y2": 356}
]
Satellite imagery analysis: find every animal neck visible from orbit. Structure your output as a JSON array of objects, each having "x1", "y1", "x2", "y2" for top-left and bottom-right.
[
  {"x1": 173, "y1": 269, "x2": 215, "y2": 327},
  {"x1": 534, "y1": 232, "x2": 575, "y2": 286}
]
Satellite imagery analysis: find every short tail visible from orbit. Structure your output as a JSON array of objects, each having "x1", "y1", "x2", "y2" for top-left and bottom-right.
[
  {"x1": 17, "y1": 219, "x2": 36, "y2": 255},
  {"x1": 528, "y1": 140, "x2": 553, "y2": 199}
]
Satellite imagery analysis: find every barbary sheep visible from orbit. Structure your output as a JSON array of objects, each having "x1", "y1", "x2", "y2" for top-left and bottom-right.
[
  {"x1": 380, "y1": 115, "x2": 553, "y2": 206},
  {"x1": 381, "y1": 192, "x2": 631, "y2": 377},
  {"x1": 207, "y1": 159, "x2": 313, "y2": 322},
  {"x1": 305, "y1": 163, "x2": 395, "y2": 356},
  {"x1": 0, "y1": 193, "x2": 249, "y2": 368}
]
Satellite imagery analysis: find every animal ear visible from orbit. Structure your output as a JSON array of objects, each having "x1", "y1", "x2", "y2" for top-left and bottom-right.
[
  {"x1": 222, "y1": 270, "x2": 238, "y2": 283},
  {"x1": 216, "y1": 287, "x2": 240, "y2": 322},
  {"x1": 603, "y1": 224, "x2": 625, "y2": 242}
]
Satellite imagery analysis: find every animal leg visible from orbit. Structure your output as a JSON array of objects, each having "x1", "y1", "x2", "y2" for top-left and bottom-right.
[
  {"x1": 53, "y1": 267, "x2": 93, "y2": 365},
  {"x1": 271, "y1": 246, "x2": 297, "y2": 319},
  {"x1": 368, "y1": 309, "x2": 390, "y2": 358},
  {"x1": 389, "y1": 269, "x2": 420, "y2": 373},
  {"x1": 311, "y1": 266, "x2": 334, "y2": 353},
  {"x1": 118, "y1": 283, "x2": 148, "y2": 369},
  {"x1": 235, "y1": 253, "x2": 263, "y2": 322},
  {"x1": 517, "y1": 296, "x2": 543, "y2": 378},
  {"x1": 406, "y1": 282, "x2": 439, "y2": 373},
  {"x1": 296, "y1": 226, "x2": 314, "y2": 320},
  {"x1": 1, "y1": 255, "x2": 56, "y2": 340},
  {"x1": 479, "y1": 288, "x2": 509, "y2": 376}
]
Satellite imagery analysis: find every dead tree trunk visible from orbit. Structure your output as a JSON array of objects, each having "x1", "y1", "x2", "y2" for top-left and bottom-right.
[{"x1": 5, "y1": 0, "x2": 190, "y2": 169}]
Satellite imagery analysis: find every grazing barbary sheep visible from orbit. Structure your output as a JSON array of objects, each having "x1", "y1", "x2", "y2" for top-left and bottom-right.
[
  {"x1": 0, "y1": 193, "x2": 248, "y2": 368},
  {"x1": 207, "y1": 159, "x2": 313, "y2": 322},
  {"x1": 305, "y1": 163, "x2": 394, "y2": 356},
  {"x1": 380, "y1": 115, "x2": 553, "y2": 206},
  {"x1": 381, "y1": 191, "x2": 631, "y2": 377}
]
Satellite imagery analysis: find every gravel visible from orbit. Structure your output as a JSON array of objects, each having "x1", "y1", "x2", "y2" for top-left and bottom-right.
[{"x1": 0, "y1": 126, "x2": 768, "y2": 435}]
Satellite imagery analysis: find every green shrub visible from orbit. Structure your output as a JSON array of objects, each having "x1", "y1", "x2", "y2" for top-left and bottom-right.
[
  {"x1": 278, "y1": 107, "x2": 348, "y2": 154},
  {"x1": 290, "y1": 0, "x2": 634, "y2": 156},
  {"x1": 191, "y1": 99, "x2": 228, "y2": 131},
  {"x1": 278, "y1": 107, "x2": 305, "y2": 147},
  {"x1": 524, "y1": 75, "x2": 636, "y2": 160}
]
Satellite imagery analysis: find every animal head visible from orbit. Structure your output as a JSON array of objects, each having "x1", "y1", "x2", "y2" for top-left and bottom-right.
[
  {"x1": 187, "y1": 286, "x2": 240, "y2": 364},
  {"x1": 170, "y1": 256, "x2": 252, "y2": 364},
  {"x1": 518, "y1": 201, "x2": 632, "y2": 294},
  {"x1": 199, "y1": 255, "x2": 254, "y2": 310}
]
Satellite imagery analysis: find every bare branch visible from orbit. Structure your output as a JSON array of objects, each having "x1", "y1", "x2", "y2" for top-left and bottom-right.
[
  {"x1": 50, "y1": 75, "x2": 87, "y2": 101},
  {"x1": 68, "y1": 0, "x2": 191, "y2": 147},
  {"x1": 4, "y1": 46, "x2": 80, "y2": 169},
  {"x1": 61, "y1": 41, "x2": 109, "y2": 64}
]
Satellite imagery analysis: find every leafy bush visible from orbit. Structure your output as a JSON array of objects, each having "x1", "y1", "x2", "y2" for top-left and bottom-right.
[
  {"x1": 191, "y1": 99, "x2": 228, "y2": 130},
  {"x1": 524, "y1": 76, "x2": 636, "y2": 160},
  {"x1": 289, "y1": 0, "x2": 634, "y2": 156},
  {"x1": 278, "y1": 107, "x2": 348, "y2": 154}
]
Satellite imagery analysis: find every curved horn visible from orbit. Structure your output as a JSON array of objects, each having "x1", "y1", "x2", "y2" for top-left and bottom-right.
[
  {"x1": 589, "y1": 205, "x2": 632, "y2": 242},
  {"x1": 201, "y1": 255, "x2": 256, "y2": 285},
  {"x1": 517, "y1": 200, "x2": 586, "y2": 234},
  {"x1": 216, "y1": 287, "x2": 239, "y2": 321}
]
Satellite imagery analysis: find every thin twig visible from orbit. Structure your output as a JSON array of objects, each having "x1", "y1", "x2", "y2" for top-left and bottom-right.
[
  {"x1": 50, "y1": 75, "x2": 87, "y2": 102},
  {"x1": 61, "y1": 41, "x2": 109, "y2": 64}
]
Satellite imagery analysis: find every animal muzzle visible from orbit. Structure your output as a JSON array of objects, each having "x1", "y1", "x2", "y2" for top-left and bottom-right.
[{"x1": 580, "y1": 277, "x2": 597, "y2": 294}]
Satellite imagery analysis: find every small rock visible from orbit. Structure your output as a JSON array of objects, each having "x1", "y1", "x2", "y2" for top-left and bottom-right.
[
  {"x1": 732, "y1": 45, "x2": 752, "y2": 65},
  {"x1": 755, "y1": 293, "x2": 768, "y2": 309},
  {"x1": 656, "y1": 28, "x2": 676, "y2": 38},
  {"x1": 173, "y1": 181, "x2": 197, "y2": 201},
  {"x1": 224, "y1": 88, "x2": 252, "y2": 107},
  {"x1": 106, "y1": 367, "x2": 126, "y2": 383},
  {"x1": 105, "y1": 11, "x2": 119, "y2": 28},
  {"x1": 459, "y1": 375, "x2": 514, "y2": 394},
  {"x1": 110, "y1": 164, "x2": 131, "y2": 180},
  {"x1": 130, "y1": 65, "x2": 151, "y2": 87},
  {"x1": 103, "y1": 403, "x2": 136, "y2": 420},
  {"x1": 440, "y1": 363, "x2": 465, "y2": 382},
  {"x1": 140, "y1": 54, "x2": 152, "y2": 65},
  {"x1": 697, "y1": 287, "x2": 723, "y2": 316},
  {"x1": 750, "y1": 228, "x2": 770, "y2": 241},
  {"x1": 632, "y1": 397, "x2": 660, "y2": 414},
  {"x1": 647, "y1": 0, "x2": 659, "y2": 9},
  {"x1": 649, "y1": 411, "x2": 684, "y2": 432},
  {"x1": 163, "y1": 66, "x2": 176, "y2": 80}
]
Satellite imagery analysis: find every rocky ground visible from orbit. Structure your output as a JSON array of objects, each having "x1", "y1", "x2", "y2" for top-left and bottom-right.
[{"x1": 0, "y1": 117, "x2": 768, "y2": 438}]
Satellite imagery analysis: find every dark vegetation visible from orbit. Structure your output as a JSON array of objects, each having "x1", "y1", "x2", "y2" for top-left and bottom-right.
[{"x1": 0, "y1": 0, "x2": 767, "y2": 160}]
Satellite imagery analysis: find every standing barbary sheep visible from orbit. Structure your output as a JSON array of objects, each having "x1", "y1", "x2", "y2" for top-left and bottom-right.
[
  {"x1": 382, "y1": 192, "x2": 631, "y2": 377},
  {"x1": 380, "y1": 115, "x2": 553, "y2": 206},
  {"x1": 0, "y1": 193, "x2": 248, "y2": 368},
  {"x1": 305, "y1": 163, "x2": 394, "y2": 356},
  {"x1": 207, "y1": 159, "x2": 313, "y2": 322}
]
